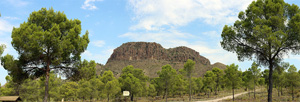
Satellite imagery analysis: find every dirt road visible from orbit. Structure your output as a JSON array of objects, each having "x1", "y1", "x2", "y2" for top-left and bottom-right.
[{"x1": 196, "y1": 89, "x2": 263, "y2": 102}]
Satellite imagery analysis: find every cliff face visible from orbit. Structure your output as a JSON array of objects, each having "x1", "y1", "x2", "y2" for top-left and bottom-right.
[
  {"x1": 98, "y1": 42, "x2": 226, "y2": 77},
  {"x1": 107, "y1": 42, "x2": 168, "y2": 61}
]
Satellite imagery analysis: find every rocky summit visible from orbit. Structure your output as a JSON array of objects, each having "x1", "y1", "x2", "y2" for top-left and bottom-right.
[{"x1": 96, "y1": 42, "x2": 226, "y2": 77}]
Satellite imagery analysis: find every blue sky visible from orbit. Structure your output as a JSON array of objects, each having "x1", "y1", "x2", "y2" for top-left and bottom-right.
[{"x1": 0, "y1": 0, "x2": 300, "y2": 84}]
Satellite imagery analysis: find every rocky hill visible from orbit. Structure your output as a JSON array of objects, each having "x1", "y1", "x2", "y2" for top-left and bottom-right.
[{"x1": 96, "y1": 42, "x2": 226, "y2": 77}]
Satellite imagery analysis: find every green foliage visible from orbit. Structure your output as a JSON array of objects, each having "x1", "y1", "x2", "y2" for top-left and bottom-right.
[
  {"x1": 220, "y1": 0, "x2": 300, "y2": 101},
  {"x1": 11, "y1": 7, "x2": 89, "y2": 75},
  {"x1": 249, "y1": 62, "x2": 261, "y2": 85},
  {"x1": 89, "y1": 77, "x2": 104, "y2": 99},
  {"x1": 190, "y1": 78, "x2": 198, "y2": 93},
  {"x1": 242, "y1": 70, "x2": 253, "y2": 90},
  {"x1": 203, "y1": 71, "x2": 216, "y2": 97},
  {"x1": 157, "y1": 64, "x2": 177, "y2": 101},
  {"x1": 258, "y1": 78, "x2": 265, "y2": 86},
  {"x1": 119, "y1": 65, "x2": 147, "y2": 101},
  {"x1": 248, "y1": 62, "x2": 261, "y2": 98},
  {"x1": 183, "y1": 59, "x2": 195, "y2": 76},
  {"x1": 71, "y1": 60, "x2": 96, "y2": 81},
  {"x1": 101, "y1": 70, "x2": 115, "y2": 83},
  {"x1": 286, "y1": 65, "x2": 300, "y2": 100},
  {"x1": 220, "y1": 0, "x2": 300, "y2": 65},
  {"x1": 224, "y1": 64, "x2": 242, "y2": 101},
  {"x1": 20, "y1": 79, "x2": 41, "y2": 101},
  {"x1": 78, "y1": 80, "x2": 92, "y2": 100},
  {"x1": 0, "y1": 44, "x2": 5, "y2": 57},
  {"x1": 224, "y1": 64, "x2": 242, "y2": 89},
  {"x1": 172, "y1": 74, "x2": 186, "y2": 96},
  {"x1": 104, "y1": 79, "x2": 120, "y2": 102},
  {"x1": 151, "y1": 77, "x2": 164, "y2": 96},
  {"x1": 11, "y1": 7, "x2": 89, "y2": 101},
  {"x1": 273, "y1": 63, "x2": 287, "y2": 97},
  {"x1": 212, "y1": 67, "x2": 223, "y2": 94},
  {"x1": 60, "y1": 81, "x2": 78, "y2": 101},
  {"x1": 148, "y1": 84, "x2": 156, "y2": 97},
  {"x1": 262, "y1": 69, "x2": 269, "y2": 85},
  {"x1": 1, "y1": 54, "x2": 28, "y2": 87},
  {"x1": 100, "y1": 70, "x2": 120, "y2": 101},
  {"x1": 195, "y1": 77, "x2": 203, "y2": 93},
  {"x1": 1, "y1": 75, "x2": 17, "y2": 96},
  {"x1": 183, "y1": 59, "x2": 195, "y2": 101},
  {"x1": 39, "y1": 72, "x2": 62, "y2": 101}
]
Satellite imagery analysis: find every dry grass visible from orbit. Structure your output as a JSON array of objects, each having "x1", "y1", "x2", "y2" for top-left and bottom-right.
[
  {"x1": 114, "y1": 88, "x2": 247, "y2": 102},
  {"x1": 222, "y1": 87, "x2": 300, "y2": 102},
  {"x1": 61, "y1": 87, "x2": 300, "y2": 102}
]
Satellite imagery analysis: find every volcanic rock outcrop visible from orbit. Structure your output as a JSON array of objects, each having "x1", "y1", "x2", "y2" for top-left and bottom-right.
[{"x1": 97, "y1": 42, "x2": 226, "y2": 77}]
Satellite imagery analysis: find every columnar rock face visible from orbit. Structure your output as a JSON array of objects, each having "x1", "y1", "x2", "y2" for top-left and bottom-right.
[
  {"x1": 107, "y1": 42, "x2": 168, "y2": 61},
  {"x1": 98, "y1": 42, "x2": 226, "y2": 77}
]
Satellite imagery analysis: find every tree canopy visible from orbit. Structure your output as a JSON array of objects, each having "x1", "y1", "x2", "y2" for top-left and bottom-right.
[
  {"x1": 1, "y1": 54, "x2": 28, "y2": 95},
  {"x1": 224, "y1": 64, "x2": 242, "y2": 101},
  {"x1": 286, "y1": 65, "x2": 300, "y2": 100},
  {"x1": 203, "y1": 71, "x2": 216, "y2": 98},
  {"x1": 10, "y1": 8, "x2": 89, "y2": 102},
  {"x1": 70, "y1": 60, "x2": 96, "y2": 81},
  {"x1": 0, "y1": 44, "x2": 5, "y2": 57},
  {"x1": 249, "y1": 62, "x2": 261, "y2": 98},
  {"x1": 119, "y1": 65, "x2": 147, "y2": 101},
  {"x1": 220, "y1": 0, "x2": 300, "y2": 101},
  {"x1": 157, "y1": 64, "x2": 177, "y2": 102},
  {"x1": 212, "y1": 67, "x2": 223, "y2": 95},
  {"x1": 183, "y1": 59, "x2": 195, "y2": 101}
]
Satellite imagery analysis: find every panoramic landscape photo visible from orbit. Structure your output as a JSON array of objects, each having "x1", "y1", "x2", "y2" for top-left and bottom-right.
[{"x1": 1, "y1": 0, "x2": 300, "y2": 102}]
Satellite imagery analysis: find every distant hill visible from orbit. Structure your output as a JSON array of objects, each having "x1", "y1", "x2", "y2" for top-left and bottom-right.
[{"x1": 96, "y1": 42, "x2": 226, "y2": 77}]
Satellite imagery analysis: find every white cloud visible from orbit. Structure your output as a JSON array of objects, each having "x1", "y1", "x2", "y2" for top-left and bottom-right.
[
  {"x1": 128, "y1": 0, "x2": 254, "y2": 30},
  {"x1": 81, "y1": 0, "x2": 104, "y2": 10},
  {"x1": 125, "y1": 0, "x2": 256, "y2": 65},
  {"x1": 4, "y1": 0, "x2": 29, "y2": 7},
  {"x1": 203, "y1": 31, "x2": 220, "y2": 38},
  {"x1": 0, "y1": 19, "x2": 14, "y2": 35},
  {"x1": 3, "y1": 16, "x2": 20, "y2": 20},
  {"x1": 120, "y1": 30, "x2": 194, "y2": 44},
  {"x1": 92, "y1": 40, "x2": 105, "y2": 47},
  {"x1": 82, "y1": 48, "x2": 114, "y2": 64},
  {"x1": 119, "y1": 31, "x2": 239, "y2": 65},
  {"x1": 82, "y1": 50, "x2": 93, "y2": 57}
]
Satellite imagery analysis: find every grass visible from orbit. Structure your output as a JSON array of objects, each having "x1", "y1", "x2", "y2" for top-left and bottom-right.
[
  {"x1": 61, "y1": 86, "x2": 300, "y2": 102},
  {"x1": 116, "y1": 88, "x2": 248, "y2": 102},
  {"x1": 222, "y1": 87, "x2": 300, "y2": 102},
  {"x1": 192, "y1": 88, "x2": 246, "y2": 101}
]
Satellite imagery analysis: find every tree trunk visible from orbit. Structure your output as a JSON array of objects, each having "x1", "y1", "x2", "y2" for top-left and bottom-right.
[
  {"x1": 163, "y1": 88, "x2": 166, "y2": 99},
  {"x1": 208, "y1": 90, "x2": 209, "y2": 98},
  {"x1": 107, "y1": 94, "x2": 109, "y2": 102},
  {"x1": 43, "y1": 62, "x2": 50, "y2": 102},
  {"x1": 15, "y1": 84, "x2": 20, "y2": 95},
  {"x1": 248, "y1": 88, "x2": 250, "y2": 97},
  {"x1": 215, "y1": 76, "x2": 219, "y2": 95},
  {"x1": 232, "y1": 88, "x2": 234, "y2": 101},
  {"x1": 189, "y1": 77, "x2": 191, "y2": 101},
  {"x1": 268, "y1": 62, "x2": 273, "y2": 102},
  {"x1": 165, "y1": 88, "x2": 168, "y2": 102},
  {"x1": 131, "y1": 93, "x2": 134, "y2": 101},
  {"x1": 277, "y1": 88, "x2": 280, "y2": 97},
  {"x1": 292, "y1": 86, "x2": 294, "y2": 101},
  {"x1": 280, "y1": 87, "x2": 283, "y2": 95},
  {"x1": 254, "y1": 80, "x2": 256, "y2": 99}
]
